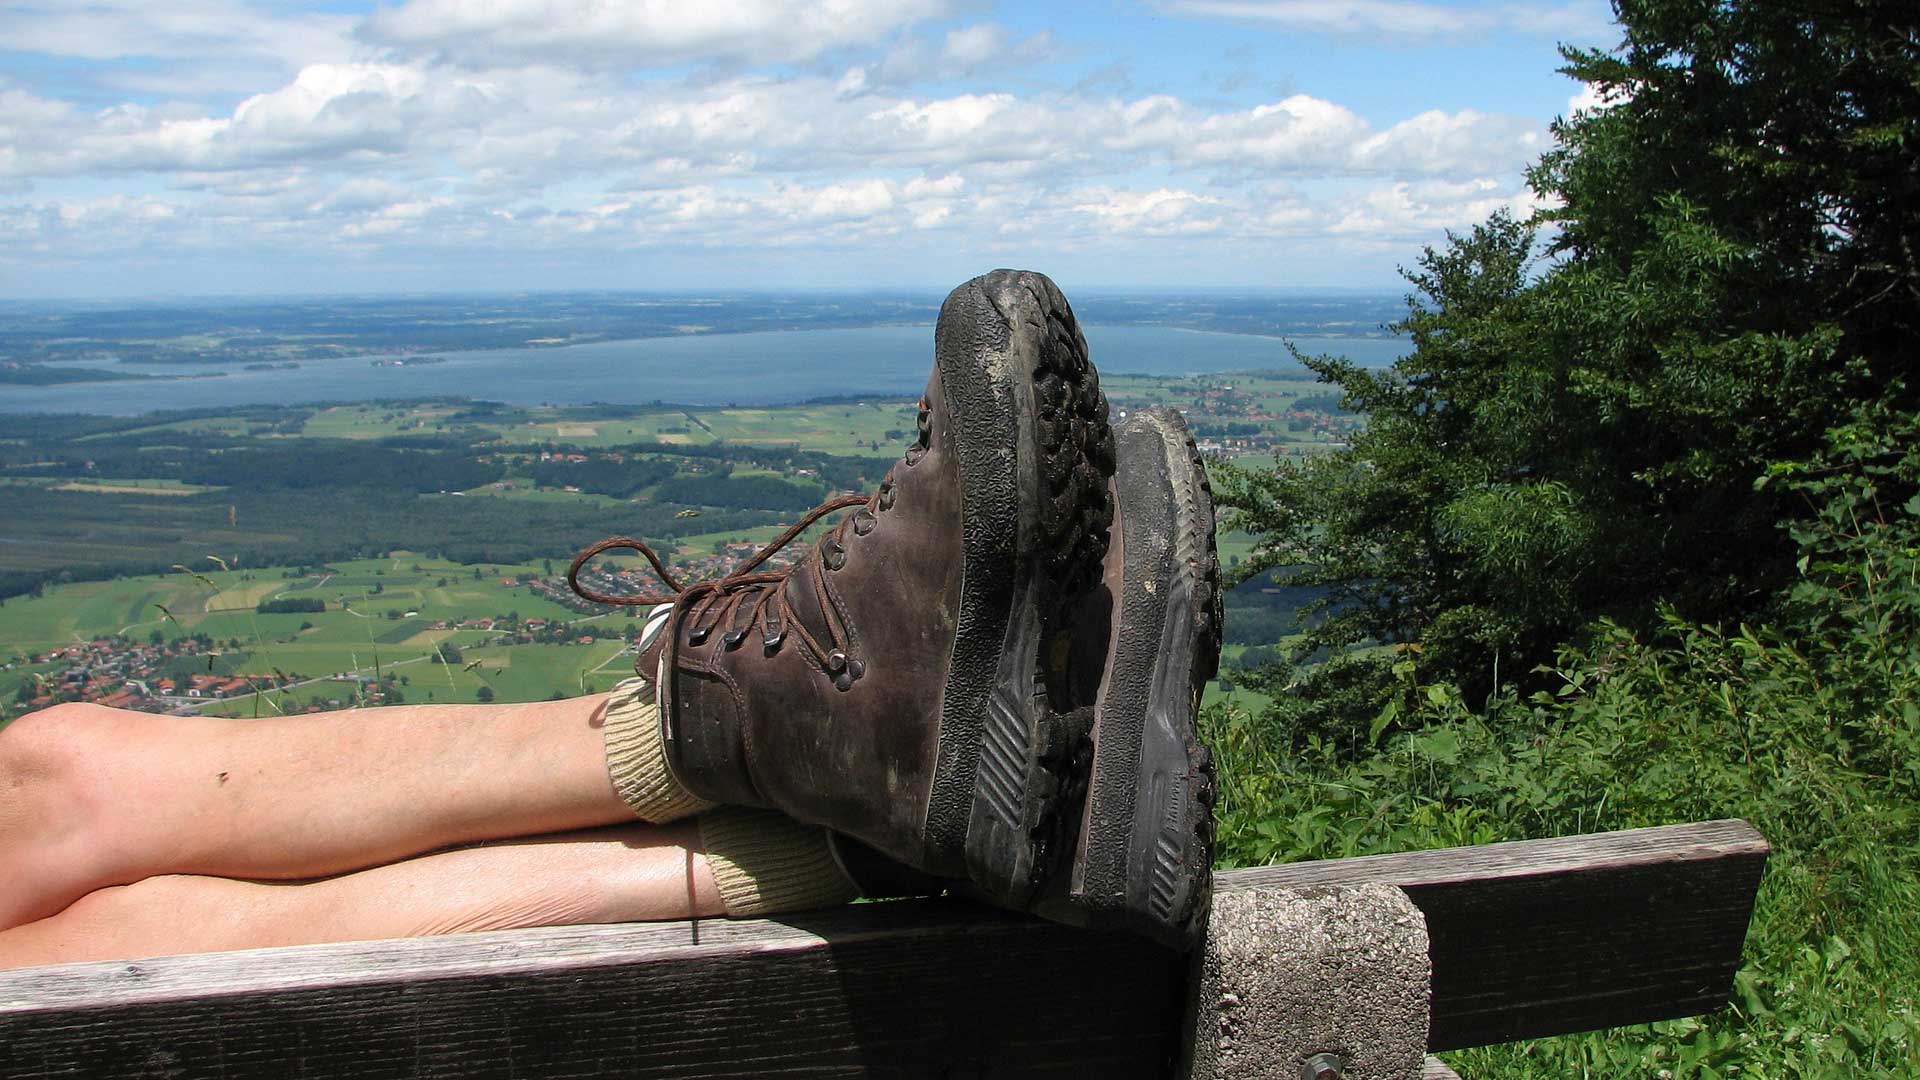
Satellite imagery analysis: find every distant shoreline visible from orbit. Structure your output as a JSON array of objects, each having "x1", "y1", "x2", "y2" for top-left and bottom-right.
[
  {"x1": 0, "y1": 318, "x2": 1402, "y2": 417},
  {"x1": 7, "y1": 320, "x2": 1401, "y2": 387},
  {"x1": 0, "y1": 365, "x2": 1348, "y2": 421}
]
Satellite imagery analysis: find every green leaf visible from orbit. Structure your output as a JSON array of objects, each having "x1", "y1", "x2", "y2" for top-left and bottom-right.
[{"x1": 1369, "y1": 700, "x2": 1399, "y2": 745}]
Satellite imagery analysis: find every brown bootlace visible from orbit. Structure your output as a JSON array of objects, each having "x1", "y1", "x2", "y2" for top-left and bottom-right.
[{"x1": 567, "y1": 492, "x2": 872, "y2": 673}]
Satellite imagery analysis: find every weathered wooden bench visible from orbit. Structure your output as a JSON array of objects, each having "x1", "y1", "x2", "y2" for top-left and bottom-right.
[{"x1": 0, "y1": 819, "x2": 1767, "y2": 1079}]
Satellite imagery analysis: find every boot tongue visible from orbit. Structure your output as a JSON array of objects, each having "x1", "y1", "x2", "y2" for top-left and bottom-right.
[
  {"x1": 632, "y1": 602, "x2": 676, "y2": 683},
  {"x1": 781, "y1": 567, "x2": 839, "y2": 650}
]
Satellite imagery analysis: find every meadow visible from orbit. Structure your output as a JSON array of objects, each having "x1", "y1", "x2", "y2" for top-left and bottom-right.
[
  {"x1": 0, "y1": 554, "x2": 650, "y2": 717},
  {"x1": 0, "y1": 535, "x2": 1278, "y2": 722},
  {"x1": 239, "y1": 371, "x2": 1339, "y2": 455}
]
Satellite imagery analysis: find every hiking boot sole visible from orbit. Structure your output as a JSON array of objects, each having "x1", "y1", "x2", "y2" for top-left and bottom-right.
[
  {"x1": 928, "y1": 269, "x2": 1115, "y2": 909},
  {"x1": 1066, "y1": 406, "x2": 1222, "y2": 948}
]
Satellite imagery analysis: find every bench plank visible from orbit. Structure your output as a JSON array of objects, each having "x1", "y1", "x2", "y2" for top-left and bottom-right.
[
  {"x1": 1222, "y1": 818, "x2": 1770, "y2": 1049},
  {"x1": 0, "y1": 820, "x2": 1766, "y2": 1078}
]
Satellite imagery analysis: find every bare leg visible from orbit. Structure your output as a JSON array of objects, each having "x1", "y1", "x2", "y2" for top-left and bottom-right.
[
  {"x1": 0, "y1": 697, "x2": 634, "y2": 930},
  {"x1": 0, "y1": 820, "x2": 723, "y2": 970}
]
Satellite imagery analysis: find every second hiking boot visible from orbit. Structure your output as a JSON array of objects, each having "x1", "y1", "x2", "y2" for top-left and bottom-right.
[
  {"x1": 573, "y1": 269, "x2": 1115, "y2": 909},
  {"x1": 1061, "y1": 405, "x2": 1223, "y2": 949},
  {"x1": 830, "y1": 406, "x2": 1224, "y2": 949}
]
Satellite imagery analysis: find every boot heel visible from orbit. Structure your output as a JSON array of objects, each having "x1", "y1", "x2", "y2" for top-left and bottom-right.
[{"x1": 964, "y1": 684, "x2": 1093, "y2": 905}]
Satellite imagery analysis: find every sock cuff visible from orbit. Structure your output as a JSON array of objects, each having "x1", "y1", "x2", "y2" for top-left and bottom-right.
[
  {"x1": 603, "y1": 677, "x2": 712, "y2": 824},
  {"x1": 699, "y1": 806, "x2": 861, "y2": 917}
]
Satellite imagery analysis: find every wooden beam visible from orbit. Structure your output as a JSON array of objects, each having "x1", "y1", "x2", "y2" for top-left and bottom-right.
[
  {"x1": 1221, "y1": 818, "x2": 1770, "y2": 1050},
  {"x1": 0, "y1": 820, "x2": 1765, "y2": 1079}
]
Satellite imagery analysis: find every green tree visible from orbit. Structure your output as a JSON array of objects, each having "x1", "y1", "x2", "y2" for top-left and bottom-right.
[{"x1": 1218, "y1": 0, "x2": 1920, "y2": 744}]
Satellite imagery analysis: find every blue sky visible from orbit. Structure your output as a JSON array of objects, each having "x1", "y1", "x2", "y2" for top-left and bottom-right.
[{"x1": 0, "y1": 1, "x2": 1620, "y2": 299}]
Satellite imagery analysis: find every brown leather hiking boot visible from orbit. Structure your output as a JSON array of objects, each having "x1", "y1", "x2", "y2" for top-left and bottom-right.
[
  {"x1": 1057, "y1": 405, "x2": 1222, "y2": 948},
  {"x1": 826, "y1": 406, "x2": 1224, "y2": 949},
  {"x1": 570, "y1": 270, "x2": 1115, "y2": 908}
]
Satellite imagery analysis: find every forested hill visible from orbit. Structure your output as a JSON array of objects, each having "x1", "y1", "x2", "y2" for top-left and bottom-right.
[{"x1": 0, "y1": 404, "x2": 896, "y2": 601}]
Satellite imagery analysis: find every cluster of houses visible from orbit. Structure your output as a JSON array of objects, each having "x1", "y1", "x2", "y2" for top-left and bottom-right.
[
  {"x1": 671, "y1": 539, "x2": 803, "y2": 583},
  {"x1": 9, "y1": 636, "x2": 291, "y2": 715},
  {"x1": 424, "y1": 614, "x2": 586, "y2": 645},
  {"x1": 474, "y1": 450, "x2": 615, "y2": 466},
  {"x1": 522, "y1": 574, "x2": 618, "y2": 613},
  {"x1": 1113, "y1": 386, "x2": 1359, "y2": 458}
]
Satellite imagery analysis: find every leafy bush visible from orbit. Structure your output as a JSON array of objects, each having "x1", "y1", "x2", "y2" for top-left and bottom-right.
[{"x1": 1207, "y1": 409, "x2": 1920, "y2": 1077}]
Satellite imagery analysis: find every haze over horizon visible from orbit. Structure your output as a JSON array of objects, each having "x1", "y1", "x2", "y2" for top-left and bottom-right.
[{"x1": 1, "y1": 0, "x2": 1620, "y2": 300}]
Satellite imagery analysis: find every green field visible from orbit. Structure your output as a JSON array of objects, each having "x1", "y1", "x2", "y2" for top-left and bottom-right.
[
  {"x1": 4, "y1": 540, "x2": 1272, "y2": 721},
  {"x1": 76, "y1": 416, "x2": 260, "y2": 441},
  {"x1": 2, "y1": 390, "x2": 1321, "y2": 719},
  {"x1": 284, "y1": 379, "x2": 1346, "y2": 457},
  {"x1": 0, "y1": 554, "x2": 651, "y2": 716},
  {"x1": 198, "y1": 640, "x2": 637, "y2": 717},
  {"x1": 292, "y1": 399, "x2": 927, "y2": 453}
]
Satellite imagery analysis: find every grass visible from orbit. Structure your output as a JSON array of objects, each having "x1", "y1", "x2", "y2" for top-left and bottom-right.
[
  {"x1": 293, "y1": 401, "x2": 932, "y2": 453},
  {"x1": 1204, "y1": 538, "x2": 1920, "y2": 1077}
]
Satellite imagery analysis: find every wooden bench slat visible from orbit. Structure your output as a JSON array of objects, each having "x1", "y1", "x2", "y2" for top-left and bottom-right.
[
  {"x1": 0, "y1": 820, "x2": 1767, "y2": 1078},
  {"x1": 1223, "y1": 818, "x2": 1770, "y2": 1049}
]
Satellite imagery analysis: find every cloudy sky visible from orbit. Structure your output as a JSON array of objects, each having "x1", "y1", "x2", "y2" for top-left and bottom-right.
[{"x1": 0, "y1": 0, "x2": 1619, "y2": 299}]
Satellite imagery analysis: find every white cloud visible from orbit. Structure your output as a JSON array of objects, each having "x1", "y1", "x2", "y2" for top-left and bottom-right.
[
  {"x1": 1, "y1": 0, "x2": 356, "y2": 64},
  {"x1": 1354, "y1": 109, "x2": 1546, "y2": 175},
  {"x1": 1072, "y1": 187, "x2": 1223, "y2": 235},
  {"x1": 1327, "y1": 177, "x2": 1547, "y2": 241},
  {"x1": 1, "y1": 53, "x2": 1551, "y2": 260},
  {"x1": 1170, "y1": 95, "x2": 1373, "y2": 168},
  {"x1": 870, "y1": 23, "x2": 1061, "y2": 86},
  {"x1": 0, "y1": 1, "x2": 365, "y2": 106},
  {"x1": 0, "y1": 1, "x2": 1581, "y2": 292},
  {"x1": 1565, "y1": 80, "x2": 1629, "y2": 116},
  {"x1": 0, "y1": 64, "x2": 495, "y2": 179},
  {"x1": 1161, "y1": 0, "x2": 1615, "y2": 42},
  {"x1": 360, "y1": 0, "x2": 954, "y2": 68},
  {"x1": 1500, "y1": 3, "x2": 1619, "y2": 43},
  {"x1": 1166, "y1": 0, "x2": 1469, "y2": 37}
]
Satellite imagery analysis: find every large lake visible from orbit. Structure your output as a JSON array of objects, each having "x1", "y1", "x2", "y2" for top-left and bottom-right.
[{"x1": 0, "y1": 324, "x2": 1406, "y2": 416}]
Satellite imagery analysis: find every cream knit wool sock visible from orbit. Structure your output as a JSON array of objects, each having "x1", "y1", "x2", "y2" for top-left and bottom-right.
[
  {"x1": 699, "y1": 807, "x2": 861, "y2": 917},
  {"x1": 602, "y1": 676, "x2": 713, "y2": 824}
]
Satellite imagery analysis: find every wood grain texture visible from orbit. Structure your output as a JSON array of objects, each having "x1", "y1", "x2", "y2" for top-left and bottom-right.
[
  {"x1": 0, "y1": 820, "x2": 1766, "y2": 1078},
  {"x1": 1424, "y1": 1057, "x2": 1463, "y2": 1080}
]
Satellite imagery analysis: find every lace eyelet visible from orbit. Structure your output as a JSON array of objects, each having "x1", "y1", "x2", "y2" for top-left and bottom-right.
[
  {"x1": 722, "y1": 628, "x2": 748, "y2": 648},
  {"x1": 688, "y1": 624, "x2": 713, "y2": 646},
  {"x1": 852, "y1": 508, "x2": 877, "y2": 536},
  {"x1": 826, "y1": 649, "x2": 848, "y2": 673},
  {"x1": 823, "y1": 539, "x2": 846, "y2": 571},
  {"x1": 904, "y1": 446, "x2": 925, "y2": 467}
]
